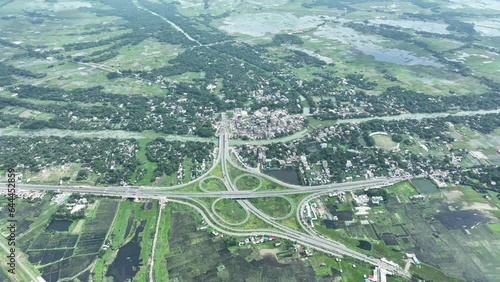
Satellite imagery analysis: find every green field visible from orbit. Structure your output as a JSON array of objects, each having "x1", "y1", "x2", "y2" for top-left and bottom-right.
[
  {"x1": 213, "y1": 199, "x2": 248, "y2": 223},
  {"x1": 373, "y1": 134, "x2": 397, "y2": 149},
  {"x1": 487, "y1": 223, "x2": 500, "y2": 233},
  {"x1": 234, "y1": 175, "x2": 261, "y2": 191},
  {"x1": 249, "y1": 197, "x2": 292, "y2": 219},
  {"x1": 315, "y1": 181, "x2": 500, "y2": 281},
  {"x1": 200, "y1": 177, "x2": 227, "y2": 191}
]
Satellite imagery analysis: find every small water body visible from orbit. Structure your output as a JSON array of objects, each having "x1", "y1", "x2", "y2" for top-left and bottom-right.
[
  {"x1": 436, "y1": 210, "x2": 490, "y2": 229},
  {"x1": 106, "y1": 221, "x2": 145, "y2": 282},
  {"x1": 337, "y1": 108, "x2": 500, "y2": 125},
  {"x1": 264, "y1": 168, "x2": 300, "y2": 185},
  {"x1": 411, "y1": 178, "x2": 439, "y2": 194},
  {"x1": 314, "y1": 26, "x2": 442, "y2": 67},
  {"x1": 357, "y1": 240, "x2": 372, "y2": 251},
  {"x1": 219, "y1": 13, "x2": 331, "y2": 36},
  {"x1": 46, "y1": 220, "x2": 72, "y2": 232},
  {"x1": 369, "y1": 19, "x2": 450, "y2": 34}
]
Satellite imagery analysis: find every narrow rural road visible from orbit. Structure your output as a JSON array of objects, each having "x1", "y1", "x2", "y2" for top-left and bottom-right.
[
  {"x1": 149, "y1": 198, "x2": 165, "y2": 282},
  {"x1": 132, "y1": 0, "x2": 202, "y2": 46}
]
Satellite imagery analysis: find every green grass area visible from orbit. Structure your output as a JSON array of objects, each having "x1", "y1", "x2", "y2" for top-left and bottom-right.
[
  {"x1": 109, "y1": 200, "x2": 136, "y2": 248},
  {"x1": 153, "y1": 204, "x2": 171, "y2": 281},
  {"x1": 373, "y1": 134, "x2": 397, "y2": 149},
  {"x1": 226, "y1": 161, "x2": 246, "y2": 181},
  {"x1": 92, "y1": 258, "x2": 106, "y2": 281},
  {"x1": 278, "y1": 216, "x2": 302, "y2": 231},
  {"x1": 200, "y1": 177, "x2": 227, "y2": 191},
  {"x1": 412, "y1": 263, "x2": 464, "y2": 282},
  {"x1": 130, "y1": 138, "x2": 157, "y2": 185},
  {"x1": 448, "y1": 185, "x2": 490, "y2": 203},
  {"x1": 174, "y1": 182, "x2": 201, "y2": 193},
  {"x1": 306, "y1": 116, "x2": 338, "y2": 130},
  {"x1": 210, "y1": 164, "x2": 223, "y2": 178},
  {"x1": 260, "y1": 177, "x2": 293, "y2": 191},
  {"x1": 249, "y1": 197, "x2": 292, "y2": 218},
  {"x1": 316, "y1": 223, "x2": 410, "y2": 267},
  {"x1": 487, "y1": 191, "x2": 500, "y2": 209},
  {"x1": 182, "y1": 158, "x2": 195, "y2": 183},
  {"x1": 308, "y1": 254, "x2": 339, "y2": 277},
  {"x1": 93, "y1": 200, "x2": 159, "y2": 281},
  {"x1": 386, "y1": 181, "x2": 418, "y2": 202},
  {"x1": 487, "y1": 223, "x2": 500, "y2": 233},
  {"x1": 135, "y1": 201, "x2": 159, "y2": 281},
  {"x1": 214, "y1": 199, "x2": 248, "y2": 223},
  {"x1": 234, "y1": 175, "x2": 261, "y2": 190}
]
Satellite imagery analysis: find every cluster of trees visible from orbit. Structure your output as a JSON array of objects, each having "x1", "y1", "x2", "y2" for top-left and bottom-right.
[
  {"x1": 314, "y1": 84, "x2": 500, "y2": 120},
  {"x1": 271, "y1": 34, "x2": 304, "y2": 45},
  {"x1": 242, "y1": 112, "x2": 500, "y2": 194},
  {"x1": 240, "y1": 115, "x2": 483, "y2": 183},
  {"x1": 0, "y1": 62, "x2": 46, "y2": 86},
  {"x1": 444, "y1": 19, "x2": 477, "y2": 37},
  {"x1": 145, "y1": 138, "x2": 214, "y2": 178},
  {"x1": 138, "y1": 0, "x2": 231, "y2": 45},
  {"x1": 8, "y1": 85, "x2": 220, "y2": 136},
  {"x1": 283, "y1": 50, "x2": 327, "y2": 68},
  {"x1": 0, "y1": 113, "x2": 21, "y2": 127},
  {"x1": 128, "y1": 43, "x2": 301, "y2": 113},
  {"x1": 445, "y1": 114, "x2": 500, "y2": 134},
  {"x1": 0, "y1": 136, "x2": 139, "y2": 184},
  {"x1": 346, "y1": 74, "x2": 377, "y2": 90},
  {"x1": 465, "y1": 166, "x2": 500, "y2": 196},
  {"x1": 98, "y1": 0, "x2": 194, "y2": 47},
  {"x1": 63, "y1": 32, "x2": 137, "y2": 51}
]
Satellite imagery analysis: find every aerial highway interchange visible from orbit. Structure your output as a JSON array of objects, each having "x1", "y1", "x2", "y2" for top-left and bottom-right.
[{"x1": 11, "y1": 115, "x2": 412, "y2": 279}]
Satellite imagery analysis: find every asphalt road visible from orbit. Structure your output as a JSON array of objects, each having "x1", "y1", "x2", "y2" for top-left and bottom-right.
[
  {"x1": 217, "y1": 117, "x2": 409, "y2": 277},
  {"x1": 4, "y1": 114, "x2": 411, "y2": 279}
]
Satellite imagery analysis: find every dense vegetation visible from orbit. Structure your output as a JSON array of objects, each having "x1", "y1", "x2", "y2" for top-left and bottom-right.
[
  {"x1": 145, "y1": 138, "x2": 214, "y2": 178},
  {"x1": 0, "y1": 136, "x2": 139, "y2": 184}
]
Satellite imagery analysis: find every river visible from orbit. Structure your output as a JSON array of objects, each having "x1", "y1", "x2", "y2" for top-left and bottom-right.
[
  {"x1": 0, "y1": 127, "x2": 215, "y2": 143},
  {"x1": 232, "y1": 108, "x2": 500, "y2": 145},
  {"x1": 3, "y1": 108, "x2": 500, "y2": 145}
]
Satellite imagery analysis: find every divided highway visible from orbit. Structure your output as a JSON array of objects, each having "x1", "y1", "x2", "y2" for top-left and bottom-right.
[{"x1": 9, "y1": 113, "x2": 411, "y2": 279}]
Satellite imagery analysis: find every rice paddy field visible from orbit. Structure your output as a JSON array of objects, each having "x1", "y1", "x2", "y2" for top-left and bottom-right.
[
  {"x1": 0, "y1": 194, "x2": 119, "y2": 282},
  {"x1": 316, "y1": 181, "x2": 500, "y2": 282},
  {"x1": 1, "y1": 0, "x2": 499, "y2": 281}
]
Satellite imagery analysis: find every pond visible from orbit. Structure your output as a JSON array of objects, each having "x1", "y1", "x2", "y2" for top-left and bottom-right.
[
  {"x1": 411, "y1": 178, "x2": 439, "y2": 194},
  {"x1": 369, "y1": 19, "x2": 450, "y2": 34},
  {"x1": 219, "y1": 12, "x2": 331, "y2": 36},
  {"x1": 264, "y1": 168, "x2": 300, "y2": 185},
  {"x1": 357, "y1": 240, "x2": 372, "y2": 251},
  {"x1": 46, "y1": 220, "x2": 72, "y2": 232},
  {"x1": 314, "y1": 26, "x2": 443, "y2": 67},
  {"x1": 106, "y1": 221, "x2": 145, "y2": 281},
  {"x1": 436, "y1": 210, "x2": 491, "y2": 229}
]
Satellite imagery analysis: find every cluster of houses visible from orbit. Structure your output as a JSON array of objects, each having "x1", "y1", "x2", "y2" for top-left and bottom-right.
[
  {"x1": 237, "y1": 235, "x2": 278, "y2": 246},
  {"x1": 230, "y1": 107, "x2": 304, "y2": 139},
  {"x1": 353, "y1": 194, "x2": 384, "y2": 206},
  {"x1": 51, "y1": 193, "x2": 89, "y2": 214}
]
